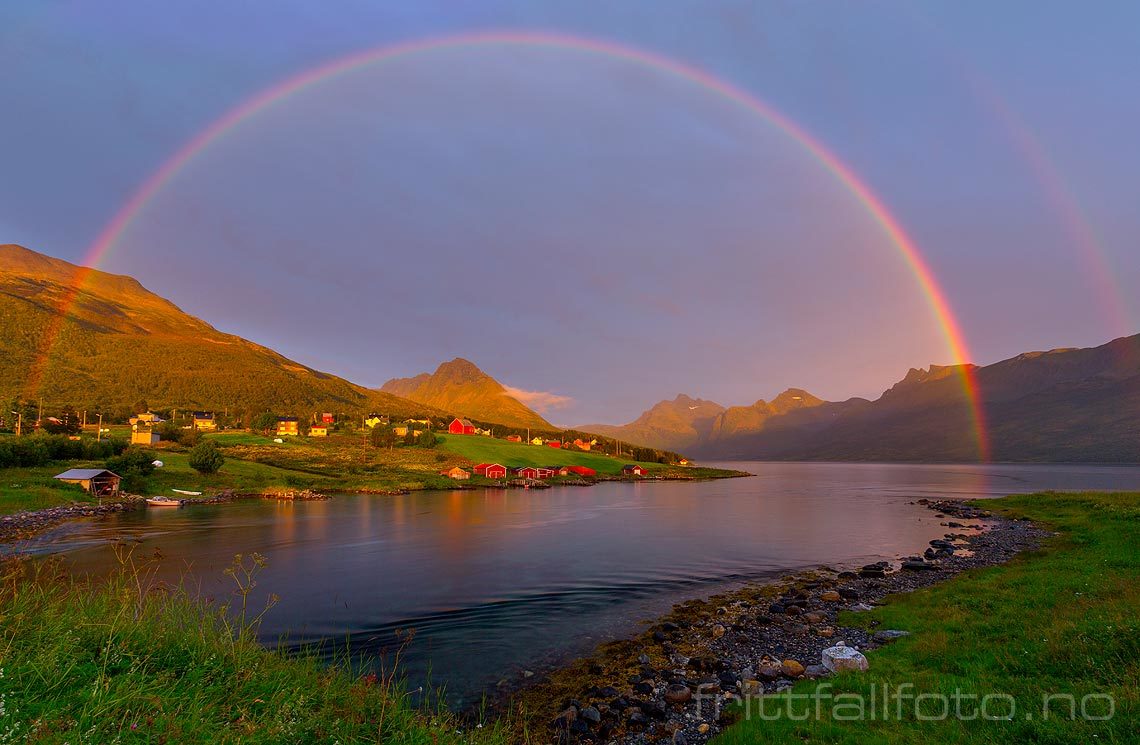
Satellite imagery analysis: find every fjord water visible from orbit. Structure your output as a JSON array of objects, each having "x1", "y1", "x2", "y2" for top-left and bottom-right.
[{"x1": 24, "y1": 462, "x2": 1140, "y2": 705}]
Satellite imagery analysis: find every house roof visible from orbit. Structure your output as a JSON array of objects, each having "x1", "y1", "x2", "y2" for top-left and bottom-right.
[
  {"x1": 192, "y1": 412, "x2": 214, "y2": 418},
  {"x1": 278, "y1": 416, "x2": 299, "y2": 422},
  {"x1": 451, "y1": 418, "x2": 474, "y2": 427},
  {"x1": 54, "y1": 468, "x2": 119, "y2": 480}
]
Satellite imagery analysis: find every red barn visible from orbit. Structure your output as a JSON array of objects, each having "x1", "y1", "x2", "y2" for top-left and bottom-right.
[
  {"x1": 448, "y1": 418, "x2": 476, "y2": 435},
  {"x1": 474, "y1": 463, "x2": 507, "y2": 479},
  {"x1": 546, "y1": 441, "x2": 562, "y2": 448},
  {"x1": 566, "y1": 465, "x2": 596, "y2": 477},
  {"x1": 622, "y1": 464, "x2": 648, "y2": 476}
]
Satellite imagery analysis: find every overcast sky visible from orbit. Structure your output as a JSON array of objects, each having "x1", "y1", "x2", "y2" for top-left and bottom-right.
[{"x1": 3, "y1": 1, "x2": 1138, "y2": 425}]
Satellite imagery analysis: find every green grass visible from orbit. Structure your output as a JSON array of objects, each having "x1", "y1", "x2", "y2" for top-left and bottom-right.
[
  {"x1": 715, "y1": 491, "x2": 1139, "y2": 744},
  {"x1": 436, "y1": 433, "x2": 662, "y2": 475},
  {"x1": 0, "y1": 550, "x2": 509, "y2": 744},
  {"x1": 0, "y1": 466, "x2": 95, "y2": 513}
]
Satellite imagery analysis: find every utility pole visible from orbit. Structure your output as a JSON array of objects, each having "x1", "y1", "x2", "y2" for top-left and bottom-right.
[
  {"x1": 82, "y1": 410, "x2": 87, "y2": 429},
  {"x1": 96, "y1": 413, "x2": 103, "y2": 442},
  {"x1": 37, "y1": 398, "x2": 43, "y2": 427},
  {"x1": 10, "y1": 411, "x2": 21, "y2": 437}
]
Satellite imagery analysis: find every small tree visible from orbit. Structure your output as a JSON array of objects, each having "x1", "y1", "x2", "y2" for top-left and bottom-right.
[
  {"x1": 250, "y1": 412, "x2": 278, "y2": 435},
  {"x1": 188, "y1": 440, "x2": 225, "y2": 474},
  {"x1": 418, "y1": 429, "x2": 438, "y2": 448},
  {"x1": 370, "y1": 425, "x2": 395, "y2": 449}
]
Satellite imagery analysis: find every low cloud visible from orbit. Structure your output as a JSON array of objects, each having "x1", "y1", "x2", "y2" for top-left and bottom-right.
[{"x1": 503, "y1": 386, "x2": 574, "y2": 413}]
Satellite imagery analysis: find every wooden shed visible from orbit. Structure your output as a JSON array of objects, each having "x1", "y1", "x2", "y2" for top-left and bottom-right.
[{"x1": 53, "y1": 468, "x2": 121, "y2": 496}]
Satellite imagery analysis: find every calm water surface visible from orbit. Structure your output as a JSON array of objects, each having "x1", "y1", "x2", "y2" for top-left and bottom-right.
[{"x1": 18, "y1": 462, "x2": 1140, "y2": 705}]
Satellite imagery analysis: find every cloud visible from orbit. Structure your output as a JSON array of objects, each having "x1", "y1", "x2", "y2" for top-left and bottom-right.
[{"x1": 503, "y1": 386, "x2": 574, "y2": 413}]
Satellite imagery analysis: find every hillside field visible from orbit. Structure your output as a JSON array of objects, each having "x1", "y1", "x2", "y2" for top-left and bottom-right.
[{"x1": 437, "y1": 433, "x2": 663, "y2": 475}]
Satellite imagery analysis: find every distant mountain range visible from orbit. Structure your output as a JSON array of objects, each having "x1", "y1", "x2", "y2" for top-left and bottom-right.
[
  {"x1": 4, "y1": 245, "x2": 1138, "y2": 461},
  {"x1": 381, "y1": 358, "x2": 551, "y2": 429},
  {"x1": 0, "y1": 244, "x2": 441, "y2": 418},
  {"x1": 585, "y1": 337, "x2": 1140, "y2": 462}
]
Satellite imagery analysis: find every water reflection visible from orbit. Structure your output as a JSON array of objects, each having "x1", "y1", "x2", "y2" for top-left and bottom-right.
[{"x1": 16, "y1": 461, "x2": 1140, "y2": 706}]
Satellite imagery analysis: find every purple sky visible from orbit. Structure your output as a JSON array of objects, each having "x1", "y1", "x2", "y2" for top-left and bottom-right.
[{"x1": 2, "y1": 2, "x2": 1139, "y2": 425}]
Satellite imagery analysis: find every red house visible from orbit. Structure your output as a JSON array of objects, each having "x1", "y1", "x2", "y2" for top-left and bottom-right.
[
  {"x1": 546, "y1": 441, "x2": 562, "y2": 448},
  {"x1": 448, "y1": 418, "x2": 476, "y2": 435},
  {"x1": 566, "y1": 465, "x2": 596, "y2": 477},
  {"x1": 506, "y1": 435, "x2": 522, "y2": 443},
  {"x1": 474, "y1": 463, "x2": 507, "y2": 479},
  {"x1": 622, "y1": 464, "x2": 648, "y2": 476},
  {"x1": 321, "y1": 412, "x2": 335, "y2": 424}
]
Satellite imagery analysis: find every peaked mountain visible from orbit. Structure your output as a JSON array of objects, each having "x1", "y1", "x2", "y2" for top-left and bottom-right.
[
  {"x1": 582, "y1": 394, "x2": 725, "y2": 452},
  {"x1": 690, "y1": 335, "x2": 1140, "y2": 462},
  {"x1": 0, "y1": 244, "x2": 439, "y2": 418},
  {"x1": 381, "y1": 358, "x2": 551, "y2": 429}
]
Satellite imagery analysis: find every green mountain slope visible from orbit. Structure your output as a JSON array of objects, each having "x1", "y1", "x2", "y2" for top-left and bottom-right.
[
  {"x1": 381, "y1": 358, "x2": 551, "y2": 429},
  {"x1": 0, "y1": 244, "x2": 440, "y2": 418}
]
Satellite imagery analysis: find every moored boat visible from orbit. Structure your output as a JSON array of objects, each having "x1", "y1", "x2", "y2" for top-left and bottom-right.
[{"x1": 146, "y1": 496, "x2": 182, "y2": 507}]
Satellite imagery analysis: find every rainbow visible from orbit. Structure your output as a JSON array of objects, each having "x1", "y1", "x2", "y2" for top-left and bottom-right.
[{"x1": 33, "y1": 30, "x2": 990, "y2": 458}]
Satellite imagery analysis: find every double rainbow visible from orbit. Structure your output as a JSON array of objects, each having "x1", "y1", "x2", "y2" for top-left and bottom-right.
[{"x1": 31, "y1": 30, "x2": 990, "y2": 459}]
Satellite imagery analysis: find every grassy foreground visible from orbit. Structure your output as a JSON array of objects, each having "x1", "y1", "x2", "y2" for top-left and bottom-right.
[
  {"x1": 0, "y1": 550, "x2": 507, "y2": 744},
  {"x1": 716, "y1": 491, "x2": 1139, "y2": 744}
]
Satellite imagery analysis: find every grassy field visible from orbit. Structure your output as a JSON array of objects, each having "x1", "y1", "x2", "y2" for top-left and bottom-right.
[
  {"x1": 716, "y1": 491, "x2": 1139, "y2": 744},
  {"x1": 436, "y1": 433, "x2": 689, "y2": 476},
  {"x1": 0, "y1": 549, "x2": 510, "y2": 744},
  {"x1": 0, "y1": 467, "x2": 95, "y2": 514}
]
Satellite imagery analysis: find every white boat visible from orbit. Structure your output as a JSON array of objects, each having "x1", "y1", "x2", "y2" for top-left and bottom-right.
[
  {"x1": 146, "y1": 496, "x2": 182, "y2": 507},
  {"x1": 171, "y1": 489, "x2": 202, "y2": 496}
]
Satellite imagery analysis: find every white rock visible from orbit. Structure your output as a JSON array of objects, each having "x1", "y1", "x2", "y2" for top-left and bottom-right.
[{"x1": 822, "y1": 645, "x2": 869, "y2": 672}]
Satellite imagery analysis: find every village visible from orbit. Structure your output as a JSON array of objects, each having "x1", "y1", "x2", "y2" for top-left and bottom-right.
[{"x1": 0, "y1": 404, "x2": 701, "y2": 510}]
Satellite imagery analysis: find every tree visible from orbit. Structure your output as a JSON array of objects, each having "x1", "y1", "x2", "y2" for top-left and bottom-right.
[
  {"x1": 106, "y1": 448, "x2": 157, "y2": 492},
  {"x1": 250, "y1": 411, "x2": 278, "y2": 435},
  {"x1": 188, "y1": 440, "x2": 225, "y2": 474},
  {"x1": 42, "y1": 406, "x2": 82, "y2": 435},
  {"x1": 418, "y1": 429, "x2": 438, "y2": 448},
  {"x1": 369, "y1": 425, "x2": 395, "y2": 449}
]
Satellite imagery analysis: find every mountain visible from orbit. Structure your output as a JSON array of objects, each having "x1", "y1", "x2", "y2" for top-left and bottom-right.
[
  {"x1": 582, "y1": 394, "x2": 725, "y2": 452},
  {"x1": 0, "y1": 244, "x2": 440, "y2": 418},
  {"x1": 690, "y1": 336, "x2": 1140, "y2": 462},
  {"x1": 381, "y1": 358, "x2": 551, "y2": 429}
]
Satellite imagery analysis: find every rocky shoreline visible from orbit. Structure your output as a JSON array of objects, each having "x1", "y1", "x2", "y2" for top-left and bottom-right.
[{"x1": 497, "y1": 498, "x2": 1047, "y2": 744}]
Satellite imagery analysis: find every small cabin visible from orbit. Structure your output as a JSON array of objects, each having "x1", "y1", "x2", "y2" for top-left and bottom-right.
[
  {"x1": 321, "y1": 412, "x2": 335, "y2": 424},
  {"x1": 530, "y1": 437, "x2": 544, "y2": 446},
  {"x1": 506, "y1": 435, "x2": 522, "y2": 443},
  {"x1": 276, "y1": 417, "x2": 300, "y2": 436},
  {"x1": 54, "y1": 468, "x2": 121, "y2": 496},
  {"x1": 309, "y1": 424, "x2": 329, "y2": 437},
  {"x1": 364, "y1": 414, "x2": 389, "y2": 429},
  {"x1": 622, "y1": 464, "x2": 648, "y2": 477},
  {"x1": 572, "y1": 438, "x2": 593, "y2": 451},
  {"x1": 566, "y1": 465, "x2": 597, "y2": 477},
  {"x1": 448, "y1": 418, "x2": 476, "y2": 435},
  {"x1": 546, "y1": 441, "x2": 562, "y2": 449},
  {"x1": 441, "y1": 466, "x2": 471, "y2": 480}
]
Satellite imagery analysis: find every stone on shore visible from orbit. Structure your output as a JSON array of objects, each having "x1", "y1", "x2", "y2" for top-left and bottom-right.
[
  {"x1": 822, "y1": 644, "x2": 870, "y2": 672},
  {"x1": 781, "y1": 660, "x2": 805, "y2": 678}
]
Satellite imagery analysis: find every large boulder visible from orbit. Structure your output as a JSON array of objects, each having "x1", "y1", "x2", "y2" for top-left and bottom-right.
[{"x1": 821, "y1": 644, "x2": 870, "y2": 672}]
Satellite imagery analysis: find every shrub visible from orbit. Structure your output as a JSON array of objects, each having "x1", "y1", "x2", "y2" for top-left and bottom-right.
[
  {"x1": 188, "y1": 440, "x2": 225, "y2": 474},
  {"x1": 179, "y1": 428, "x2": 204, "y2": 448},
  {"x1": 106, "y1": 448, "x2": 158, "y2": 478}
]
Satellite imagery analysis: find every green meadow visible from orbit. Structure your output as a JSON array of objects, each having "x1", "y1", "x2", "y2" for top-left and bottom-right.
[{"x1": 715, "y1": 491, "x2": 1139, "y2": 744}]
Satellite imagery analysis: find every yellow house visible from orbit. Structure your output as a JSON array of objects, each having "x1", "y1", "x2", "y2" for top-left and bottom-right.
[
  {"x1": 130, "y1": 412, "x2": 163, "y2": 445},
  {"x1": 441, "y1": 466, "x2": 470, "y2": 480},
  {"x1": 531, "y1": 437, "x2": 544, "y2": 446},
  {"x1": 309, "y1": 424, "x2": 329, "y2": 437},
  {"x1": 192, "y1": 412, "x2": 217, "y2": 431},
  {"x1": 364, "y1": 414, "x2": 389, "y2": 429}
]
